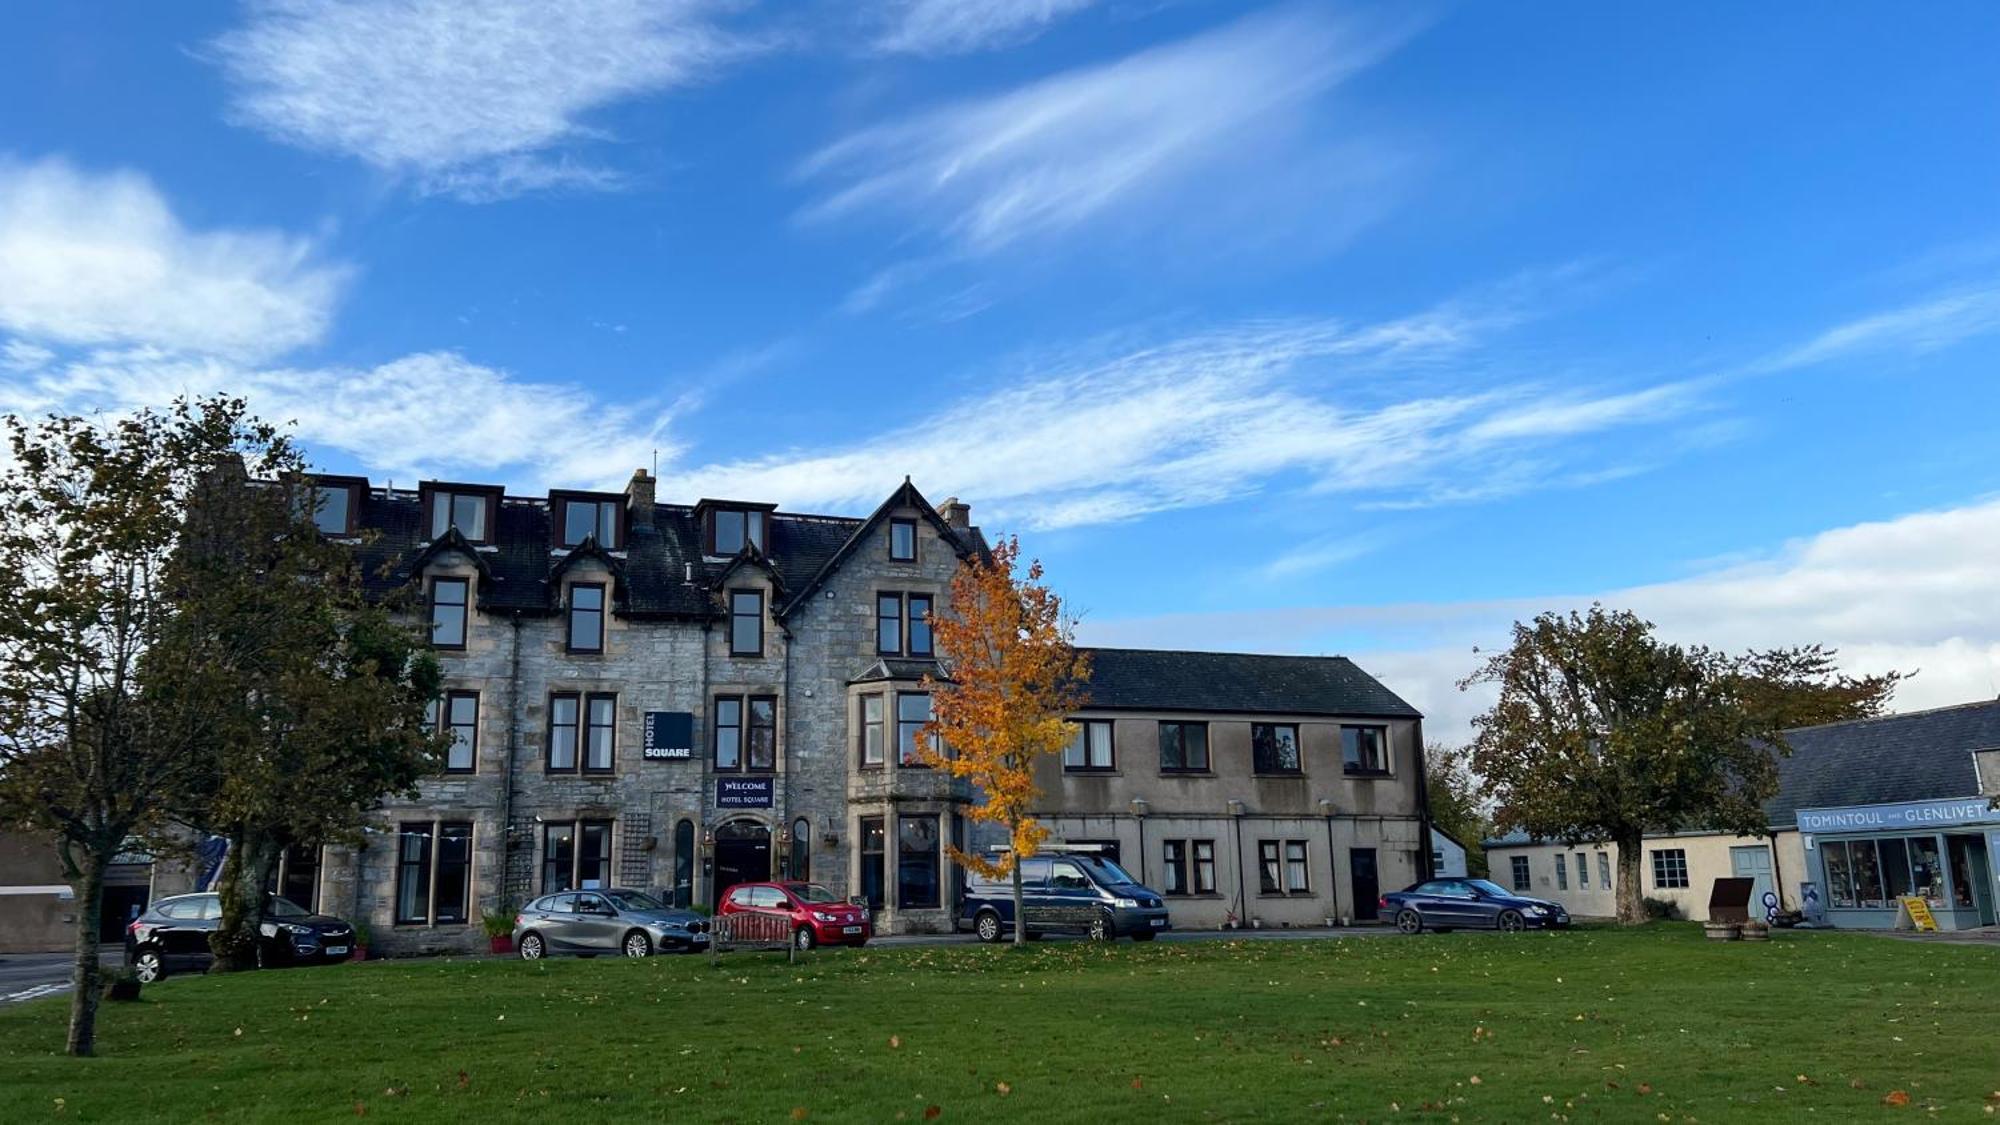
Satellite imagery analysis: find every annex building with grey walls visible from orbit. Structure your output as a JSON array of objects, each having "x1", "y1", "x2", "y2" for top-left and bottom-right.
[{"x1": 136, "y1": 468, "x2": 1433, "y2": 954}]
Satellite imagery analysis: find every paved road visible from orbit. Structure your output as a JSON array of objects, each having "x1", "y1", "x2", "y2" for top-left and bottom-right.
[
  {"x1": 0, "y1": 927, "x2": 1400, "y2": 1004},
  {"x1": 0, "y1": 950, "x2": 120, "y2": 1005}
]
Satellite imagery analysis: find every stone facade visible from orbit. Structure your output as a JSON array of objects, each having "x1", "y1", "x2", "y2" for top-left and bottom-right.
[{"x1": 254, "y1": 472, "x2": 1430, "y2": 954}]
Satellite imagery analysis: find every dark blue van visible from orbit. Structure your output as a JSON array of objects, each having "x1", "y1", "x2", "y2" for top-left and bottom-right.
[{"x1": 956, "y1": 853, "x2": 1171, "y2": 942}]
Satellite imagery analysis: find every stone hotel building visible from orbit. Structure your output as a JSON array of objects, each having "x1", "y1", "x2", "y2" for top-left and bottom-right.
[{"x1": 235, "y1": 470, "x2": 1432, "y2": 953}]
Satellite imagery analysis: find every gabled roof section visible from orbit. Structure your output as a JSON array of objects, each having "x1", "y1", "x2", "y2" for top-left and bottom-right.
[
  {"x1": 711, "y1": 541, "x2": 786, "y2": 599},
  {"x1": 778, "y1": 479, "x2": 974, "y2": 617},
  {"x1": 848, "y1": 657, "x2": 944, "y2": 685},
  {"x1": 548, "y1": 536, "x2": 626, "y2": 600},
  {"x1": 399, "y1": 526, "x2": 494, "y2": 584},
  {"x1": 1075, "y1": 648, "x2": 1423, "y2": 719}
]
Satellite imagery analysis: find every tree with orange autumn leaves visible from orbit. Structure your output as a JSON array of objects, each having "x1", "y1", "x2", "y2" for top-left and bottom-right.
[{"x1": 918, "y1": 536, "x2": 1089, "y2": 946}]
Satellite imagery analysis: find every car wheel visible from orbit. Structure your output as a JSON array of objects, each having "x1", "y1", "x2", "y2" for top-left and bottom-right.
[
  {"x1": 974, "y1": 910, "x2": 1003, "y2": 943},
  {"x1": 623, "y1": 931, "x2": 652, "y2": 958},
  {"x1": 1395, "y1": 908, "x2": 1424, "y2": 935},
  {"x1": 794, "y1": 926, "x2": 817, "y2": 952},
  {"x1": 132, "y1": 950, "x2": 164, "y2": 984},
  {"x1": 1497, "y1": 910, "x2": 1526, "y2": 933},
  {"x1": 518, "y1": 932, "x2": 545, "y2": 960},
  {"x1": 1087, "y1": 912, "x2": 1113, "y2": 942}
]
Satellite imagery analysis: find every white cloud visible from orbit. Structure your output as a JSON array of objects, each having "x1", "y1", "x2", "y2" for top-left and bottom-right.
[
  {"x1": 1082, "y1": 497, "x2": 2000, "y2": 744},
  {"x1": 800, "y1": 7, "x2": 1421, "y2": 252},
  {"x1": 873, "y1": 0, "x2": 1096, "y2": 55},
  {"x1": 1766, "y1": 286, "x2": 2000, "y2": 371},
  {"x1": 674, "y1": 306, "x2": 1699, "y2": 528},
  {"x1": 0, "y1": 346, "x2": 675, "y2": 490},
  {"x1": 211, "y1": 0, "x2": 747, "y2": 200},
  {"x1": 0, "y1": 157, "x2": 346, "y2": 359}
]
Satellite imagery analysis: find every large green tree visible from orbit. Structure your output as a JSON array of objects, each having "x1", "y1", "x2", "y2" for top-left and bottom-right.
[
  {"x1": 1463, "y1": 605, "x2": 1900, "y2": 924},
  {"x1": 0, "y1": 400, "x2": 285, "y2": 1056},
  {"x1": 1424, "y1": 743, "x2": 1490, "y2": 878},
  {"x1": 153, "y1": 450, "x2": 443, "y2": 971}
]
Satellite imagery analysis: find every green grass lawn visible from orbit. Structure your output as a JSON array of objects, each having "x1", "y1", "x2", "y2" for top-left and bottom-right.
[{"x1": 2, "y1": 927, "x2": 1996, "y2": 1122}]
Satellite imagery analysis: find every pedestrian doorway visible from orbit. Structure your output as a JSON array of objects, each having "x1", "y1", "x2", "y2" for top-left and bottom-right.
[
  {"x1": 1730, "y1": 845, "x2": 1775, "y2": 920},
  {"x1": 1946, "y1": 834, "x2": 1996, "y2": 926},
  {"x1": 711, "y1": 819, "x2": 771, "y2": 910},
  {"x1": 1349, "y1": 848, "x2": 1379, "y2": 923}
]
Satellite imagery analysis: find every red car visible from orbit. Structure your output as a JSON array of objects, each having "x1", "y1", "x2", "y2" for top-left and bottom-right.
[{"x1": 717, "y1": 882, "x2": 872, "y2": 950}]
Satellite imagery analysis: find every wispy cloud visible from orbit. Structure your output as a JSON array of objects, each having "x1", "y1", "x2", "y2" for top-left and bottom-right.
[
  {"x1": 0, "y1": 156, "x2": 347, "y2": 359},
  {"x1": 674, "y1": 299, "x2": 1699, "y2": 528},
  {"x1": 1765, "y1": 285, "x2": 2000, "y2": 371},
  {"x1": 0, "y1": 346, "x2": 676, "y2": 490},
  {"x1": 1084, "y1": 496, "x2": 2000, "y2": 742},
  {"x1": 872, "y1": 0, "x2": 1097, "y2": 55},
  {"x1": 210, "y1": 0, "x2": 751, "y2": 201},
  {"x1": 799, "y1": 6, "x2": 1423, "y2": 254}
]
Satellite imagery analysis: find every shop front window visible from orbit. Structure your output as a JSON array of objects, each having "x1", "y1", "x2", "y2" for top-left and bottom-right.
[
  {"x1": 1879, "y1": 837, "x2": 1913, "y2": 900},
  {"x1": 1824, "y1": 840, "x2": 1854, "y2": 908},
  {"x1": 1849, "y1": 839, "x2": 1885, "y2": 908},
  {"x1": 1911, "y1": 837, "x2": 1945, "y2": 907}
]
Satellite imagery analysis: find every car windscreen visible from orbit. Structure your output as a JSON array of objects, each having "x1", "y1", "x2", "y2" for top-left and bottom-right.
[
  {"x1": 788, "y1": 883, "x2": 841, "y2": 904},
  {"x1": 1465, "y1": 879, "x2": 1513, "y2": 898},
  {"x1": 1078, "y1": 857, "x2": 1139, "y2": 886},
  {"x1": 605, "y1": 891, "x2": 666, "y2": 912},
  {"x1": 264, "y1": 896, "x2": 310, "y2": 918}
]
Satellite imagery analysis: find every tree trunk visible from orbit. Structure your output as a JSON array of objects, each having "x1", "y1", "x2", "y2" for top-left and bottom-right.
[
  {"x1": 209, "y1": 831, "x2": 278, "y2": 972},
  {"x1": 1010, "y1": 851, "x2": 1026, "y2": 947},
  {"x1": 65, "y1": 849, "x2": 107, "y2": 1058},
  {"x1": 1615, "y1": 833, "x2": 1647, "y2": 925}
]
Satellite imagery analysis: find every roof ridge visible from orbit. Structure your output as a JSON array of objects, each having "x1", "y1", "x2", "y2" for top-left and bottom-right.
[
  {"x1": 1083, "y1": 645, "x2": 1353, "y2": 662},
  {"x1": 1784, "y1": 696, "x2": 2000, "y2": 735}
]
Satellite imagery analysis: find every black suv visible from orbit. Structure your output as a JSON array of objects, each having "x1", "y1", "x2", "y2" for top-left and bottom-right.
[{"x1": 125, "y1": 892, "x2": 357, "y2": 981}]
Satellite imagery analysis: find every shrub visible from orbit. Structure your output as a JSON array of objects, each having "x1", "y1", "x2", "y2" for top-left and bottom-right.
[{"x1": 1642, "y1": 897, "x2": 1682, "y2": 921}]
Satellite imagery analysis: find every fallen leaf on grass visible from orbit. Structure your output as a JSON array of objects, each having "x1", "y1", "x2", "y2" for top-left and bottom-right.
[
  {"x1": 924, "y1": 1107, "x2": 941, "y2": 1119},
  {"x1": 790, "y1": 1108, "x2": 809, "y2": 1121},
  {"x1": 1131, "y1": 1078, "x2": 1143, "y2": 1090},
  {"x1": 889, "y1": 1035, "x2": 902, "y2": 1049},
  {"x1": 1882, "y1": 1090, "x2": 1910, "y2": 1107},
  {"x1": 1636, "y1": 1083, "x2": 1653, "y2": 1095},
  {"x1": 996, "y1": 1083, "x2": 1011, "y2": 1097}
]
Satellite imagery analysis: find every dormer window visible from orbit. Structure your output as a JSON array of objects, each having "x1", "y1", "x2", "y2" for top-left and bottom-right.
[
  {"x1": 298, "y1": 475, "x2": 363, "y2": 536},
  {"x1": 712, "y1": 509, "x2": 764, "y2": 555},
  {"x1": 698, "y1": 500, "x2": 776, "y2": 556},
  {"x1": 555, "y1": 493, "x2": 622, "y2": 549},
  {"x1": 424, "y1": 484, "x2": 497, "y2": 543}
]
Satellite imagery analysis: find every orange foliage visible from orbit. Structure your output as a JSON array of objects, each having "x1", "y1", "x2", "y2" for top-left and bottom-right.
[{"x1": 918, "y1": 536, "x2": 1089, "y2": 881}]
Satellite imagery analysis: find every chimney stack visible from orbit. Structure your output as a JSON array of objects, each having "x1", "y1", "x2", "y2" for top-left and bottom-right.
[
  {"x1": 941, "y1": 496, "x2": 971, "y2": 530},
  {"x1": 625, "y1": 468, "x2": 656, "y2": 529}
]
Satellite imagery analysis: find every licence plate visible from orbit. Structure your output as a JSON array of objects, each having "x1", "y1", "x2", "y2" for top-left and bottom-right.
[
  {"x1": 842, "y1": 925, "x2": 863, "y2": 934},
  {"x1": 1149, "y1": 917, "x2": 1165, "y2": 927},
  {"x1": 324, "y1": 945, "x2": 348, "y2": 956}
]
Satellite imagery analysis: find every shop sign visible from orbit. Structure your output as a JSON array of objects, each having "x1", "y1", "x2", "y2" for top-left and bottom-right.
[
  {"x1": 717, "y1": 776, "x2": 774, "y2": 809},
  {"x1": 642, "y1": 712, "x2": 695, "y2": 760},
  {"x1": 1796, "y1": 798, "x2": 2000, "y2": 833},
  {"x1": 1898, "y1": 895, "x2": 1938, "y2": 932}
]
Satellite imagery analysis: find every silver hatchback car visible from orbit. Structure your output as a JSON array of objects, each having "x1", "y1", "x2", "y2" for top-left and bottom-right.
[{"x1": 512, "y1": 888, "x2": 709, "y2": 960}]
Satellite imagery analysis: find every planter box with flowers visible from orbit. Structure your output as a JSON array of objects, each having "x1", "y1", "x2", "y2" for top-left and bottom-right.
[{"x1": 483, "y1": 909, "x2": 515, "y2": 955}]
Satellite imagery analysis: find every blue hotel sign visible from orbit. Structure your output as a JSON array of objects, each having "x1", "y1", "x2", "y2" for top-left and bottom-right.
[
  {"x1": 642, "y1": 712, "x2": 695, "y2": 761},
  {"x1": 1798, "y1": 798, "x2": 2000, "y2": 834},
  {"x1": 716, "y1": 777, "x2": 774, "y2": 809}
]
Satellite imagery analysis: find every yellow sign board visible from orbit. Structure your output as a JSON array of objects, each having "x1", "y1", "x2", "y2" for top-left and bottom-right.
[{"x1": 1898, "y1": 896, "x2": 1938, "y2": 932}]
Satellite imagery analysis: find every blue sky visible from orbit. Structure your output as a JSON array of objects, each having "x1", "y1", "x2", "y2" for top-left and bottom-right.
[{"x1": 4, "y1": 1, "x2": 1999, "y2": 738}]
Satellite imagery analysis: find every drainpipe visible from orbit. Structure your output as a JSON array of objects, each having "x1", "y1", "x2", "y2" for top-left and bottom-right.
[
  {"x1": 1318, "y1": 798, "x2": 1340, "y2": 924},
  {"x1": 779, "y1": 614, "x2": 793, "y2": 881},
  {"x1": 1227, "y1": 799, "x2": 1247, "y2": 924},
  {"x1": 1130, "y1": 799, "x2": 1149, "y2": 885},
  {"x1": 498, "y1": 611, "x2": 522, "y2": 906},
  {"x1": 1410, "y1": 718, "x2": 1435, "y2": 881}
]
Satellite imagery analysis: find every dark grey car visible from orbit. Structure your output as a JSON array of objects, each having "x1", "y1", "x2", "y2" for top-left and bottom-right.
[{"x1": 512, "y1": 888, "x2": 709, "y2": 959}]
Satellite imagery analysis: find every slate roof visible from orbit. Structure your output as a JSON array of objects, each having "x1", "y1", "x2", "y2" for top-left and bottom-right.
[
  {"x1": 1075, "y1": 648, "x2": 1422, "y2": 719},
  {"x1": 1480, "y1": 698, "x2": 2000, "y2": 845},
  {"x1": 350, "y1": 481, "x2": 951, "y2": 620},
  {"x1": 1763, "y1": 698, "x2": 2000, "y2": 827}
]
